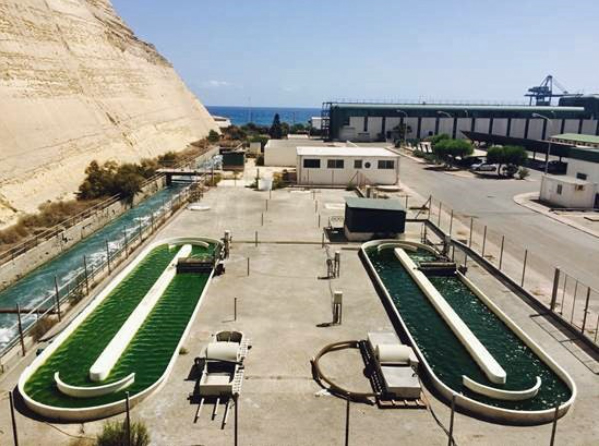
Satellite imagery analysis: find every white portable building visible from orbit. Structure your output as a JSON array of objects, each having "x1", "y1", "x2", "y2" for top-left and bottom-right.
[{"x1": 296, "y1": 146, "x2": 400, "y2": 187}]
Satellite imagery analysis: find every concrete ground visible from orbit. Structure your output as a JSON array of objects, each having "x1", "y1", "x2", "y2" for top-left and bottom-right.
[
  {"x1": 396, "y1": 151, "x2": 599, "y2": 295},
  {"x1": 1, "y1": 183, "x2": 598, "y2": 445},
  {"x1": 514, "y1": 192, "x2": 599, "y2": 239}
]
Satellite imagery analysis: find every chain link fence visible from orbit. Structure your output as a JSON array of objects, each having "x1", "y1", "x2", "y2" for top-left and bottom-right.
[{"x1": 422, "y1": 195, "x2": 599, "y2": 349}]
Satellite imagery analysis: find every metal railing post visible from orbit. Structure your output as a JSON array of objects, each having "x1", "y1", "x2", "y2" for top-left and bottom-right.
[
  {"x1": 468, "y1": 217, "x2": 474, "y2": 247},
  {"x1": 16, "y1": 305, "x2": 25, "y2": 356},
  {"x1": 437, "y1": 202, "x2": 442, "y2": 226},
  {"x1": 247, "y1": 258, "x2": 250, "y2": 277},
  {"x1": 581, "y1": 288, "x2": 591, "y2": 334},
  {"x1": 345, "y1": 398, "x2": 350, "y2": 446},
  {"x1": 570, "y1": 281, "x2": 579, "y2": 324},
  {"x1": 549, "y1": 406, "x2": 559, "y2": 446},
  {"x1": 520, "y1": 249, "x2": 528, "y2": 287},
  {"x1": 9, "y1": 390, "x2": 19, "y2": 446},
  {"x1": 449, "y1": 209, "x2": 454, "y2": 237},
  {"x1": 234, "y1": 297, "x2": 238, "y2": 321},
  {"x1": 254, "y1": 231, "x2": 258, "y2": 247},
  {"x1": 54, "y1": 276, "x2": 62, "y2": 322},
  {"x1": 105, "y1": 240, "x2": 112, "y2": 273},
  {"x1": 234, "y1": 394, "x2": 239, "y2": 446},
  {"x1": 448, "y1": 394, "x2": 456, "y2": 446},
  {"x1": 83, "y1": 255, "x2": 89, "y2": 295},
  {"x1": 550, "y1": 267, "x2": 561, "y2": 312},
  {"x1": 481, "y1": 226, "x2": 487, "y2": 257},
  {"x1": 499, "y1": 236, "x2": 505, "y2": 270},
  {"x1": 125, "y1": 391, "x2": 132, "y2": 446}
]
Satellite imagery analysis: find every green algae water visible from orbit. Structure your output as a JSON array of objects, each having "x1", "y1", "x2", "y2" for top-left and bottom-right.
[
  {"x1": 367, "y1": 247, "x2": 571, "y2": 411},
  {"x1": 24, "y1": 243, "x2": 214, "y2": 408}
]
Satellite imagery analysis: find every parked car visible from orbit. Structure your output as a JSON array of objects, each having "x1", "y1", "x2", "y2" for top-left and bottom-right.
[
  {"x1": 470, "y1": 163, "x2": 497, "y2": 172},
  {"x1": 458, "y1": 156, "x2": 485, "y2": 168}
]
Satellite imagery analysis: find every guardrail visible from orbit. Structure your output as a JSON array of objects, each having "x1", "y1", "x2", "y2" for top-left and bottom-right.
[{"x1": 0, "y1": 194, "x2": 123, "y2": 267}]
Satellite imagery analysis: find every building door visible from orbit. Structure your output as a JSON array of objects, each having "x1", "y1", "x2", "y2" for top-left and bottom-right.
[{"x1": 594, "y1": 194, "x2": 599, "y2": 209}]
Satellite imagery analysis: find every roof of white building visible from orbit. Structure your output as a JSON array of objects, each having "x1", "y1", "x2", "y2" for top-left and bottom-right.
[{"x1": 296, "y1": 146, "x2": 398, "y2": 157}]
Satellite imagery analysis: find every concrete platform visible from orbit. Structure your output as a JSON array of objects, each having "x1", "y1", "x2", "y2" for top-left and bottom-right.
[{"x1": 1, "y1": 184, "x2": 598, "y2": 445}]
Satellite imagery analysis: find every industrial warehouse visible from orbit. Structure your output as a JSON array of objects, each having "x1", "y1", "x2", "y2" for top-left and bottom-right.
[{"x1": 321, "y1": 78, "x2": 599, "y2": 153}]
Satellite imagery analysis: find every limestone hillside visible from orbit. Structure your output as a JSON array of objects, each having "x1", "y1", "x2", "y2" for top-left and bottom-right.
[{"x1": 0, "y1": 0, "x2": 218, "y2": 228}]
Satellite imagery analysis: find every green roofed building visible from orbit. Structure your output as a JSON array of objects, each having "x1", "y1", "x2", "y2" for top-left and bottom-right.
[
  {"x1": 321, "y1": 97, "x2": 599, "y2": 159},
  {"x1": 551, "y1": 133, "x2": 599, "y2": 148}
]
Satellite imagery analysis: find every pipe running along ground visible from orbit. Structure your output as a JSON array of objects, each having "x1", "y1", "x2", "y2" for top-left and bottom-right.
[{"x1": 311, "y1": 340, "x2": 378, "y2": 403}]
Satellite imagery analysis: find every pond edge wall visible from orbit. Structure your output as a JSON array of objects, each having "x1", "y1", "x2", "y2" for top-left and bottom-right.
[
  {"x1": 360, "y1": 240, "x2": 576, "y2": 425},
  {"x1": 17, "y1": 236, "x2": 220, "y2": 421}
]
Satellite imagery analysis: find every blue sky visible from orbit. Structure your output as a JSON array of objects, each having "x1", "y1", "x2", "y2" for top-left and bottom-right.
[{"x1": 112, "y1": 0, "x2": 599, "y2": 108}]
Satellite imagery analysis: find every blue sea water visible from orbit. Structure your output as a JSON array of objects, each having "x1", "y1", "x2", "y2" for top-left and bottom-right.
[{"x1": 206, "y1": 106, "x2": 321, "y2": 127}]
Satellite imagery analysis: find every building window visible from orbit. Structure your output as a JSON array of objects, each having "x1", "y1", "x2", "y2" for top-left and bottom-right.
[
  {"x1": 575, "y1": 184, "x2": 585, "y2": 192},
  {"x1": 363, "y1": 117, "x2": 368, "y2": 132},
  {"x1": 378, "y1": 160, "x2": 395, "y2": 170},
  {"x1": 354, "y1": 160, "x2": 363, "y2": 169},
  {"x1": 343, "y1": 116, "x2": 350, "y2": 126},
  {"x1": 556, "y1": 184, "x2": 563, "y2": 195},
  {"x1": 303, "y1": 159, "x2": 320, "y2": 168},
  {"x1": 576, "y1": 172, "x2": 588, "y2": 180},
  {"x1": 327, "y1": 159, "x2": 344, "y2": 169}
]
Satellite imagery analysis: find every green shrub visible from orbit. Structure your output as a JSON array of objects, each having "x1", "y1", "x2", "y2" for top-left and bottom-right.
[
  {"x1": 96, "y1": 420, "x2": 150, "y2": 446},
  {"x1": 207, "y1": 130, "x2": 220, "y2": 143},
  {"x1": 413, "y1": 149, "x2": 426, "y2": 158},
  {"x1": 248, "y1": 134, "x2": 269, "y2": 150},
  {"x1": 517, "y1": 167, "x2": 530, "y2": 180},
  {"x1": 31, "y1": 316, "x2": 58, "y2": 342}
]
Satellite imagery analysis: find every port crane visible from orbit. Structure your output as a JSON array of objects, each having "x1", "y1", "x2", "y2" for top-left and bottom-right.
[{"x1": 525, "y1": 75, "x2": 572, "y2": 106}]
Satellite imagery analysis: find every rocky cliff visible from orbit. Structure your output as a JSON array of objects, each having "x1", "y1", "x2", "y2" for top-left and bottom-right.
[{"x1": 0, "y1": 0, "x2": 218, "y2": 227}]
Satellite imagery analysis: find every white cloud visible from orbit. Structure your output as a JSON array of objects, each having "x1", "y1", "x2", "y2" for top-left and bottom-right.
[{"x1": 200, "y1": 80, "x2": 240, "y2": 89}]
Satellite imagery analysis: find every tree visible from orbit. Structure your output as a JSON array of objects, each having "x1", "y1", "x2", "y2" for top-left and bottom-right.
[
  {"x1": 432, "y1": 139, "x2": 473, "y2": 167},
  {"x1": 486, "y1": 145, "x2": 527, "y2": 177},
  {"x1": 269, "y1": 113, "x2": 283, "y2": 139},
  {"x1": 429, "y1": 133, "x2": 451, "y2": 146},
  {"x1": 207, "y1": 130, "x2": 220, "y2": 144}
]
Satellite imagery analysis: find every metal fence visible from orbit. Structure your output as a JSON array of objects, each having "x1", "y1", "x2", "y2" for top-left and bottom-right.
[
  {"x1": 0, "y1": 188, "x2": 190, "y2": 369},
  {"x1": 422, "y1": 195, "x2": 599, "y2": 349}
]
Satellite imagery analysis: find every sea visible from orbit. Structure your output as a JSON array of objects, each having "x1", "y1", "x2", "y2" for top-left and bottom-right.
[{"x1": 206, "y1": 106, "x2": 321, "y2": 127}]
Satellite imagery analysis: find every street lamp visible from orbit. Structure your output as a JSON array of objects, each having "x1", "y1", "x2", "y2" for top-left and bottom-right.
[
  {"x1": 396, "y1": 109, "x2": 408, "y2": 147},
  {"x1": 532, "y1": 113, "x2": 553, "y2": 175}
]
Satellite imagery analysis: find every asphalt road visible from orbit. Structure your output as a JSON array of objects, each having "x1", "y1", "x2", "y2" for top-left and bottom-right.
[{"x1": 400, "y1": 155, "x2": 599, "y2": 291}]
